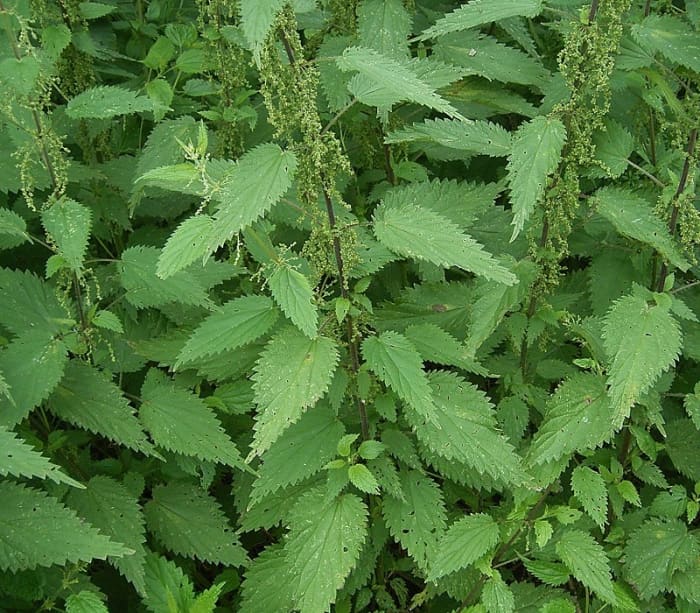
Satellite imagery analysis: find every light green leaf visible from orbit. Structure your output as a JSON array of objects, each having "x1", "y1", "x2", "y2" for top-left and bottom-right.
[
  {"x1": 66, "y1": 476, "x2": 147, "y2": 594},
  {"x1": 524, "y1": 559, "x2": 570, "y2": 586},
  {"x1": 66, "y1": 85, "x2": 153, "y2": 119},
  {"x1": 41, "y1": 198, "x2": 92, "y2": 272},
  {"x1": 632, "y1": 14, "x2": 700, "y2": 73},
  {"x1": 176, "y1": 295, "x2": 279, "y2": 368},
  {"x1": 428, "y1": 513, "x2": 500, "y2": 580},
  {"x1": 143, "y1": 36, "x2": 175, "y2": 70},
  {"x1": 0, "y1": 425, "x2": 82, "y2": 488},
  {"x1": 383, "y1": 469, "x2": 446, "y2": 571},
  {"x1": 78, "y1": 1, "x2": 116, "y2": 19},
  {"x1": 482, "y1": 574, "x2": 515, "y2": 613},
  {"x1": 603, "y1": 288, "x2": 682, "y2": 428},
  {"x1": 239, "y1": 545, "x2": 294, "y2": 613},
  {"x1": 92, "y1": 310, "x2": 123, "y2": 334},
  {"x1": 0, "y1": 208, "x2": 28, "y2": 249},
  {"x1": 507, "y1": 116, "x2": 566, "y2": 241},
  {"x1": 571, "y1": 466, "x2": 607, "y2": 529},
  {"x1": 140, "y1": 370, "x2": 247, "y2": 471},
  {"x1": 250, "y1": 326, "x2": 339, "y2": 458},
  {"x1": 404, "y1": 323, "x2": 487, "y2": 375},
  {"x1": 417, "y1": 0, "x2": 542, "y2": 40},
  {"x1": 362, "y1": 331, "x2": 436, "y2": 421},
  {"x1": 358, "y1": 0, "x2": 412, "y2": 59},
  {"x1": 157, "y1": 216, "x2": 215, "y2": 279},
  {"x1": 268, "y1": 262, "x2": 318, "y2": 338},
  {"x1": 239, "y1": 0, "x2": 286, "y2": 62},
  {"x1": 594, "y1": 187, "x2": 688, "y2": 270},
  {"x1": 589, "y1": 120, "x2": 634, "y2": 178},
  {"x1": 65, "y1": 591, "x2": 108, "y2": 613},
  {"x1": 348, "y1": 463, "x2": 380, "y2": 494},
  {"x1": 145, "y1": 481, "x2": 248, "y2": 566},
  {"x1": 557, "y1": 530, "x2": 616, "y2": 604},
  {"x1": 373, "y1": 200, "x2": 516, "y2": 284},
  {"x1": 0, "y1": 481, "x2": 130, "y2": 572}
]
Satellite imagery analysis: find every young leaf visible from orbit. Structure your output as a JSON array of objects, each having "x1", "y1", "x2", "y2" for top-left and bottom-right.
[
  {"x1": 556, "y1": 530, "x2": 616, "y2": 604},
  {"x1": 603, "y1": 289, "x2": 682, "y2": 428},
  {"x1": 348, "y1": 464, "x2": 380, "y2": 494},
  {"x1": 65, "y1": 591, "x2": 108, "y2": 613},
  {"x1": 0, "y1": 425, "x2": 82, "y2": 488},
  {"x1": 267, "y1": 262, "x2": 318, "y2": 339},
  {"x1": 571, "y1": 466, "x2": 607, "y2": 530},
  {"x1": 145, "y1": 481, "x2": 248, "y2": 566},
  {"x1": 66, "y1": 85, "x2": 153, "y2": 119},
  {"x1": 0, "y1": 481, "x2": 130, "y2": 572},
  {"x1": 250, "y1": 326, "x2": 339, "y2": 458},
  {"x1": 373, "y1": 200, "x2": 516, "y2": 284},
  {"x1": 428, "y1": 513, "x2": 500, "y2": 581},
  {"x1": 507, "y1": 116, "x2": 567, "y2": 241},
  {"x1": 41, "y1": 198, "x2": 92, "y2": 272}
]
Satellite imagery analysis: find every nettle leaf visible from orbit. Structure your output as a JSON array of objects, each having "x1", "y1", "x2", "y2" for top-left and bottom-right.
[
  {"x1": 250, "y1": 326, "x2": 339, "y2": 458},
  {"x1": 0, "y1": 208, "x2": 28, "y2": 249},
  {"x1": 507, "y1": 115, "x2": 566, "y2": 241},
  {"x1": 571, "y1": 466, "x2": 607, "y2": 530},
  {"x1": 409, "y1": 371, "x2": 529, "y2": 486},
  {"x1": 404, "y1": 323, "x2": 486, "y2": 374},
  {"x1": 66, "y1": 476, "x2": 147, "y2": 595},
  {"x1": 156, "y1": 216, "x2": 214, "y2": 279},
  {"x1": 66, "y1": 85, "x2": 154, "y2": 119},
  {"x1": 0, "y1": 425, "x2": 82, "y2": 488},
  {"x1": 528, "y1": 373, "x2": 615, "y2": 465},
  {"x1": 594, "y1": 187, "x2": 688, "y2": 270},
  {"x1": 239, "y1": 544, "x2": 294, "y2": 613},
  {"x1": 176, "y1": 295, "x2": 279, "y2": 368},
  {"x1": 428, "y1": 513, "x2": 500, "y2": 581},
  {"x1": 239, "y1": 0, "x2": 286, "y2": 62},
  {"x1": 362, "y1": 331, "x2": 436, "y2": 421},
  {"x1": 373, "y1": 200, "x2": 516, "y2": 284},
  {"x1": 250, "y1": 406, "x2": 344, "y2": 504},
  {"x1": 482, "y1": 574, "x2": 515, "y2": 613},
  {"x1": 65, "y1": 591, "x2": 108, "y2": 613},
  {"x1": 0, "y1": 330, "x2": 68, "y2": 426},
  {"x1": 0, "y1": 481, "x2": 130, "y2": 572},
  {"x1": 632, "y1": 14, "x2": 700, "y2": 73},
  {"x1": 623, "y1": 518, "x2": 699, "y2": 600},
  {"x1": 357, "y1": 0, "x2": 412, "y2": 59},
  {"x1": 589, "y1": 120, "x2": 634, "y2": 178},
  {"x1": 556, "y1": 530, "x2": 616, "y2": 605},
  {"x1": 267, "y1": 262, "x2": 318, "y2": 339},
  {"x1": 145, "y1": 481, "x2": 247, "y2": 566},
  {"x1": 284, "y1": 489, "x2": 368, "y2": 613},
  {"x1": 336, "y1": 46, "x2": 463, "y2": 118},
  {"x1": 603, "y1": 288, "x2": 681, "y2": 428},
  {"x1": 41, "y1": 198, "x2": 92, "y2": 272},
  {"x1": 48, "y1": 361, "x2": 156, "y2": 456},
  {"x1": 385, "y1": 118, "x2": 512, "y2": 157},
  {"x1": 140, "y1": 370, "x2": 247, "y2": 471},
  {"x1": 142, "y1": 552, "x2": 196, "y2": 613},
  {"x1": 383, "y1": 469, "x2": 446, "y2": 571},
  {"x1": 417, "y1": 0, "x2": 542, "y2": 40}
]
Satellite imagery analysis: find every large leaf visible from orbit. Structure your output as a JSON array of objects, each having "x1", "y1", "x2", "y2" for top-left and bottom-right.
[
  {"x1": 373, "y1": 200, "x2": 516, "y2": 284},
  {"x1": 603, "y1": 288, "x2": 681, "y2": 428},
  {"x1": 632, "y1": 14, "x2": 700, "y2": 73},
  {"x1": 556, "y1": 530, "x2": 616, "y2": 604},
  {"x1": 358, "y1": 0, "x2": 412, "y2": 59},
  {"x1": 239, "y1": 545, "x2": 294, "y2": 613},
  {"x1": 66, "y1": 85, "x2": 153, "y2": 119},
  {"x1": 250, "y1": 326, "x2": 339, "y2": 458},
  {"x1": 0, "y1": 482, "x2": 130, "y2": 572},
  {"x1": 507, "y1": 116, "x2": 567, "y2": 241},
  {"x1": 41, "y1": 198, "x2": 92, "y2": 272}
]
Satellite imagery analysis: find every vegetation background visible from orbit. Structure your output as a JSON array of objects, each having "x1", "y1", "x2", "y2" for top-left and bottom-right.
[{"x1": 0, "y1": 0, "x2": 699, "y2": 611}]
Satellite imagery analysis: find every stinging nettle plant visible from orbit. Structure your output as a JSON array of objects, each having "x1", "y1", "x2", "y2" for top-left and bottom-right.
[{"x1": 0, "y1": 0, "x2": 700, "y2": 611}]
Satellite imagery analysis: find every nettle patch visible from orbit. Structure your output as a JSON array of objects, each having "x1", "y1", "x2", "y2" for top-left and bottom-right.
[{"x1": 0, "y1": 0, "x2": 699, "y2": 612}]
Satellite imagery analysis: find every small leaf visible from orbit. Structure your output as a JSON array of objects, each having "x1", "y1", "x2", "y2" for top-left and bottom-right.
[
  {"x1": 571, "y1": 466, "x2": 607, "y2": 529},
  {"x1": 348, "y1": 464, "x2": 380, "y2": 494},
  {"x1": 268, "y1": 262, "x2": 318, "y2": 338},
  {"x1": 556, "y1": 530, "x2": 616, "y2": 604}
]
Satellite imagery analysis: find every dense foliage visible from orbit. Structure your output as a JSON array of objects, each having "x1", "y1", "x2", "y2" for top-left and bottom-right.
[{"x1": 0, "y1": 0, "x2": 699, "y2": 611}]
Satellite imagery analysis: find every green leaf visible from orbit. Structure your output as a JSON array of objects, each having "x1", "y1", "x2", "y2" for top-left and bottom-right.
[
  {"x1": 411, "y1": 371, "x2": 529, "y2": 485},
  {"x1": 383, "y1": 470, "x2": 446, "y2": 571},
  {"x1": 603, "y1": 288, "x2": 682, "y2": 428},
  {"x1": 92, "y1": 310, "x2": 123, "y2": 333},
  {"x1": 78, "y1": 1, "x2": 116, "y2": 19},
  {"x1": 336, "y1": 46, "x2": 463, "y2": 119},
  {"x1": 143, "y1": 36, "x2": 175, "y2": 70},
  {"x1": 385, "y1": 118, "x2": 512, "y2": 157},
  {"x1": 358, "y1": 0, "x2": 412, "y2": 59},
  {"x1": 524, "y1": 560, "x2": 570, "y2": 586},
  {"x1": 176, "y1": 295, "x2": 278, "y2": 368},
  {"x1": 284, "y1": 490, "x2": 368, "y2": 613},
  {"x1": 362, "y1": 331, "x2": 436, "y2": 421},
  {"x1": 239, "y1": 545, "x2": 294, "y2": 613},
  {"x1": 556, "y1": 530, "x2": 616, "y2": 604},
  {"x1": 140, "y1": 370, "x2": 247, "y2": 471},
  {"x1": 0, "y1": 330, "x2": 68, "y2": 426},
  {"x1": 157, "y1": 216, "x2": 215, "y2": 279},
  {"x1": 417, "y1": 0, "x2": 542, "y2": 40},
  {"x1": 142, "y1": 553, "x2": 196, "y2": 613},
  {"x1": 239, "y1": 0, "x2": 286, "y2": 62},
  {"x1": 65, "y1": 591, "x2": 108, "y2": 613},
  {"x1": 404, "y1": 323, "x2": 486, "y2": 375},
  {"x1": 632, "y1": 14, "x2": 700, "y2": 73},
  {"x1": 589, "y1": 120, "x2": 634, "y2": 178},
  {"x1": 48, "y1": 361, "x2": 156, "y2": 456},
  {"x1": 665, "y1": 419, "x2": 700, "y2": 480},
  {"x1": 348, "y1": 463, "x2": 380, "y2": 494},
  {"x1": 623, "y1": 518, "x2": 699, "y2": 600},
  {"x1": 428, "y1": 513, "x2": 500, "y2": 580},
  {"x1": 594, "y1": 187, "x2": 688, "y2": 270},
  {"x1": 0, "y1": 208, "x2": 28, "y2": 249},
  {"x1": 250, "y1": 327, "x2": 339, "y2": 458},
  {"x1": 41, "y1": 198, "x2": 92, "y2": 272},
  {"x1": 145, "y1": 481, "x2": 247, "y2": 566},
  {"x1": 66, "y1": 85, "x2": 153, "y2": 119},
  {"x1": 0, "y1": 425, "x2": 82, "y2": 488},
  {"x1": 268, "y1": 262, "x2": 318, "y2": 338},
  {"x1": 0, "y1": 481, "x2": 130, "y2": 572},
  {"x1": 251, "y1": 406, "x2": 344, "y2": 503},
  {"x1": 528, "y1": 374, "x2": 615, "y2": 465},
  {"x1": 66, "y1": 476, "x2": 147, "y2": 595},
  {"x1": 571, "y1": 466, "x2": 607, "y2": 529},
  {"x1": 373, "y1": 200, "x2": 516, "y2": 284},
  {"x1": 482, "y1": 574, "x2": 515, "y2": 613},
  {"x1": 507, "y1": 116, "x2": 567, "y2": 241}
]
